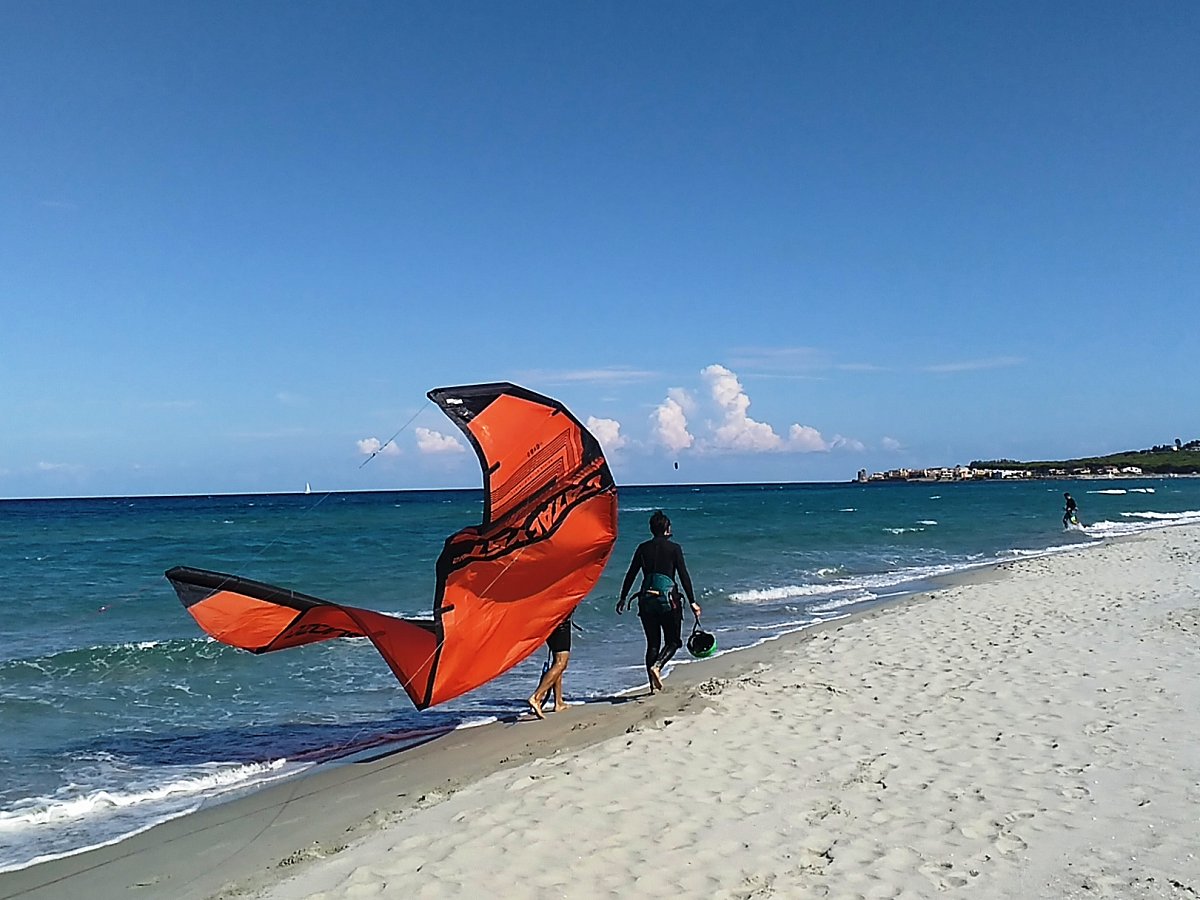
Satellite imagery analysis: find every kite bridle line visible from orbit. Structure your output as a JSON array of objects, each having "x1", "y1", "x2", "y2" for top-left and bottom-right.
[
  {"x1": 91, "y1": 398, "x2": 435, "y2": 684},
  {"x1": 189, "y1": 398, "x2": 433, "y2": 593},
  {"x1": 65, "y1": 394, "x2": 467, "y2": 877},
  {"x1": 358, "y1": 401, "x2": 431, "y2": 468},
  {"x1": 92, "y1": 399, "x2": 432, "y2": 620}
]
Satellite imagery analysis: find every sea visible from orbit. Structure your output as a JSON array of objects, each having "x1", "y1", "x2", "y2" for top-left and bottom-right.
[{"x1": 2, "y1": 477, "x2": 1199, "y2": 873}]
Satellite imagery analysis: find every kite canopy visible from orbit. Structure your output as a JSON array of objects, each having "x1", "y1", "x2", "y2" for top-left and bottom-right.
[{"x1": 166, "y1": 383, "x2": 618, "y2": 709}]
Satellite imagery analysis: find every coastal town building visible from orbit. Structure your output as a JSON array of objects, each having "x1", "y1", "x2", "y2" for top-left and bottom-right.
[{"x1": 856, "y1": 465, "x2": 1144, "y2": 483}]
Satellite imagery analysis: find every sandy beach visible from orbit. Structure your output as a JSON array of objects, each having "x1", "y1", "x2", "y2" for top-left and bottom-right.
[{"x1": 4, "y1": 525, "x2": 1198, "y2": 900}]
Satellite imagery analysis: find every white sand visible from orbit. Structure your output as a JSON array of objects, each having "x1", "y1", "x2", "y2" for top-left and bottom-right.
[{"x1": 254, "y1": 526, "x2": 1200, "y2": 900}]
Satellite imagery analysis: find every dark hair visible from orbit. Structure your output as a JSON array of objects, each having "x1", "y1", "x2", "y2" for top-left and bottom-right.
[{"x1": 649, "y1": 510, "x2": 671, "y2": 536}]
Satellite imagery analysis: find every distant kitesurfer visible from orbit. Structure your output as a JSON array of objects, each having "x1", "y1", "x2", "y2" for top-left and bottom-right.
[
  {"x1": 526, "y1": 614, "x2": 572, "y2": 719},
  {"x1": 616, "y1": 510, "x2": 700, "y2": 693},
  {"x1": 1063, "y1": 492, "x2": 1079, "y2": 528}
]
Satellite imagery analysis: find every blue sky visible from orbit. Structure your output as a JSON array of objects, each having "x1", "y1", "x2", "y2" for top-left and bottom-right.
[{"x1": 3, "y1": 2, "x2": 1197, "y2": 498}]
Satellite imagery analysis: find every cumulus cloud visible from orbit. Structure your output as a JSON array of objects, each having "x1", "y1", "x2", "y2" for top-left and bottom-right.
[
  {"x1": 415, "y1": 427, "x2": 465, "y2": 455},
  {"x1": 643, "y1": 363, "x2": 860, "y2": 456},
  {"x1": 828, "y1": 435, "x2": 866, "y2": 452},
  {"x1": 586, "y1": 416, "x2": 627, "y2": 451},
  {"x1": 881, "y1": 436, "x2": 903, "y2": 451},
  {"x1": 787, "y1": 424, "x2": 829, "y2": 451},
  {"x1": 356, "y1": 437, "x2": 400, "y2": 457},
  {"x1": 652, "y1": 395, "x2": 694, "y2": 453},
  {"x1": 702, "y1": 364, "x2": 787, "y2": 452}
]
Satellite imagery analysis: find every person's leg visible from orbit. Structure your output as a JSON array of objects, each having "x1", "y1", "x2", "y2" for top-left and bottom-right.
[
  {"x1": 528, "y1": 617, "x2": 573, "y2": 717},
  {"x1": 527, "y1": 649, "x2": 569, "y2": 719},
  {"x1": 550, "y1": 651, "x2": 569, "y2": 712},
  {"x1": 653, "y1": 604, "x2": 684, "y2": 672},
  {"x1": 528, "y1": 643, "x2": 559, "y2": 724},
  {"x1": 640, "y1": 611, "x2": 664, "y2": 692}
]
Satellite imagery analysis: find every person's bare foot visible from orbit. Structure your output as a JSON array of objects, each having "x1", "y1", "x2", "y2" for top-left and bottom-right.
[
  {"x1": 648, "y1": 665, "x2": 663, "y2": 692},
  {"x1": 526, "y1": 696, "x2": 546, "y2": 719},
  {"x1": 553, "y1": 701, "x2": 567, "y2": 712}
]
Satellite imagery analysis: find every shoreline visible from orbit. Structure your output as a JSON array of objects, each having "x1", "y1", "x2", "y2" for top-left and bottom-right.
[
  {"x1": 0, "y1": 571, "x2": 969, "y2": 899},
  {"x1": 4, "y1": 525, "x2": 1199, "y2": 899}
]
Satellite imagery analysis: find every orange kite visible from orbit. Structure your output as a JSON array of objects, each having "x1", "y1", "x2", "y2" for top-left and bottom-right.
[{"x1": 166, "y1": 383, "x2": 618, "y2": 709}]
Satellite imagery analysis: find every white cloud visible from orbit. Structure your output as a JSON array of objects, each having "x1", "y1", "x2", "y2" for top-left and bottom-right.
[
  {"x1": 532, "y1": 366, "x2": 659, "y2": 385},
  {"x1": 881, "y1": 436, "x2": 903, "y2": 451},
  {"x1": 586, "y1": 416, "x2": 627, "y2": 451},
  {"x1": 921, "y1": 356, "x2": 1025, "y2": 374},
  {"x1": 649, "y1": 363, "x2": 858, "y2": 455},
  {"x1": 620, "y1": 361, "x2": 863, "y2": 459},
  {"x1": 36, "y1": 461, "x2": 80, "y2": 472},
  {"x1": 667, "y1": 386, "x2": 695, "y2": 414},
  {"x1": 702, "y1": 364, "x2": 785, "y2": 452},
  {"x1": 828, "y1": 435, "x2": 866, "y2": 452},
  {"x1": 652, "y1": 395, "x2": 694, "y2": 453},
  {"x1": 727, "y1": 346, "x2": 831, "y2": 372},
  {"x1": 356, "y1": 437, "x2": 401, "y2": 457},
  {"x1": 415, "y1": 427, "x2": 465, "y2": 455},
  {"x1": 787, "y1": 424, "x2": 829, "y2": 451}
]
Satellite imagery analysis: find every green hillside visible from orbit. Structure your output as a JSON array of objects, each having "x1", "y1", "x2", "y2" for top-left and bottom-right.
[{"x1": 972, "y1": 440, "x2": 1200, "y2": 475}]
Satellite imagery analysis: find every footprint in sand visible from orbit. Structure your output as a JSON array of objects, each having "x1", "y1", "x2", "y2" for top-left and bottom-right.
[
  {"x1": 959, "y1": 820, "x2": 999, "y2": 841},
  {"x1": 506, "y1": 774, "x2": 549, "y2": 792},
  {"x1": 278, "y1": 843, "x2": 345, "y2": 867},
  {"x1": 995, "y1": 831, "x2": 1028, "y2": 854},
  {"x1": 1004, "y1": 810, "x2": 1037, "y2": 822},
  {"x1": 415, "y1": 790, "x2": 448, "y2": 807},
  {"x1": 920, "y1": 861, "x2": 970, "y2": 889}
]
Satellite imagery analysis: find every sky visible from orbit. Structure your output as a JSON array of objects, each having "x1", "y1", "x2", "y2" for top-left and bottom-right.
[{"x1": 2, "y1": 2, "x2": 1197, "y2": 498}]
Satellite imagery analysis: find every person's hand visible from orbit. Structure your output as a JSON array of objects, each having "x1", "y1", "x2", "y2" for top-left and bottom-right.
[
  {"x1": 616, "y1": 598, "x2": 626, "y2": 615},
  {"x1": 691, "y1": 602, "x2": 701, "y2": 616}
]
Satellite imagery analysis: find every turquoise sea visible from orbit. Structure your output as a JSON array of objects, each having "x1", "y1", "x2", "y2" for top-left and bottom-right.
[{"x1": 2, "y1": 478, "x2": 1199, "y2": 873}]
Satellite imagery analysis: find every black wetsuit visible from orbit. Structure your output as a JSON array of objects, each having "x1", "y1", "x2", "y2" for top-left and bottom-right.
[
  {"x1": 1063, "y1": 496, "x2": 1078, "y2": 527},
  {"x1": 619, "y1": 536, "x2": 696, "y2": 671}
]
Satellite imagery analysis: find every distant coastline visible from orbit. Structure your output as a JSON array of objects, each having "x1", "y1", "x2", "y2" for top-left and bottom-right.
[
  {"x1": 857, "y1": 440, "x2": 1200, "y2": 484},
  {"x1": 853, "y1": 466, "x2": 1186, "y2": 484}
]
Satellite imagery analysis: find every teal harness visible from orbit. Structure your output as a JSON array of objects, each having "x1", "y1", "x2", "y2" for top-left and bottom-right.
[{"x1": 638, "y1": 572, "x2": 677, "y2": 614}]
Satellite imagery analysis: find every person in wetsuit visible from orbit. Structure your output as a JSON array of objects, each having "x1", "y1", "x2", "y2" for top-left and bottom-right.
[
  {"x1": 526, "y1": 614, "x2": 572, "y2": 719},
  {"x1": 616, "y1": 510, "x2": 700, "y2": 693},
  {"x1": 1063, "y1": 492, "x2": 1079, "y2": 528}
]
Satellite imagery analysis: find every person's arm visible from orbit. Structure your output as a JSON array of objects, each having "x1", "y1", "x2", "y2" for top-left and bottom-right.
[
  {"x1": 674, "y1": 545, "x2": 700, "y2": 616},
  {"x1": 616, "y1": 549, "x2": 641, "y2": 614}
]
